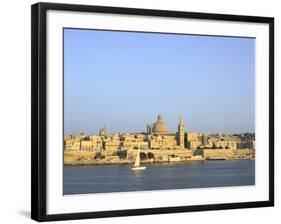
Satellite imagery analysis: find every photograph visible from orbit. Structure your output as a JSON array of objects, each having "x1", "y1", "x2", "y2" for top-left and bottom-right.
[
  {"x1": 63, "y1": 28, "x2": 256, "y2": 195},
  {"x1": 30, "y1": 2, "x2": 274, "y2": 221},
  {"x1": 0, "y1": 0, "x2": 278, "y2": 223}
]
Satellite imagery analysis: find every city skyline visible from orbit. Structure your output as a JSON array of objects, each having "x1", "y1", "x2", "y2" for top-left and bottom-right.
[
  {"x1": 64, "y1": 114, "x2": 255, "y2": 136},
  {"x1": 64, "y1": 29, "x2": 255, "y2": 135}
]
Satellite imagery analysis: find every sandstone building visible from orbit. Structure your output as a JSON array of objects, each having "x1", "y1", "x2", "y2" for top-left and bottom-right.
[
  {"x1": 65, "y1": 115, "x2": 187, "y2": 152},
  {"x1": 64, "y1": 115, "x2": 255, "y2": 165}
]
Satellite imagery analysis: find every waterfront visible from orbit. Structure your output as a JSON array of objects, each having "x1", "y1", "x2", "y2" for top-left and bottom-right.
[{"x1": 63, "y1": 160, "x2": 255, "y2": 195}]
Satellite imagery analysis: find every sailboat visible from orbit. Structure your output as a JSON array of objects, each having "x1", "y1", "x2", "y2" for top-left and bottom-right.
[{"x1": 131, "y1": 145, "x2": 146, "y2": 171}]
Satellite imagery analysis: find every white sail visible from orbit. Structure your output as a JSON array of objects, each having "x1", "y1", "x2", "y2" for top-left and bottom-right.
[{"x1": 133, "y1": 146, "x2": 141, "y2": 167}]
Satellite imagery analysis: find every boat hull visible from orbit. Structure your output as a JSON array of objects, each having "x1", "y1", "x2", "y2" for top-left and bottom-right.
[{"x1": 131, "y1": 166, "x2": 146, "y2": 171}]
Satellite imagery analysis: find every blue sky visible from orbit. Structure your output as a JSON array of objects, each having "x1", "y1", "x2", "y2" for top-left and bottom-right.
[{"x1": 64, "y1": 28, "x2": 255, "y2": 135}]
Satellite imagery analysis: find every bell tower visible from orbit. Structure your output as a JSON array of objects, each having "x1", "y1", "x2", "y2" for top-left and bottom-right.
[{"x1": 178, "y1": 116, "x2": 185, "y2": 148}]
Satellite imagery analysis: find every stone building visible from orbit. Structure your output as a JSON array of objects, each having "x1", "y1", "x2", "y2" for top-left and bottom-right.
[
  {"x1": 187, "y1": 140, "x2": 200, "y2": 150},
  {"x1": 63, "y1": 115, "x2": 256, "y2": 164},
  {"x1": 64, "y1": 115, "x2": 188, "y2": 152},
  {"x1": 213, "y1": 140, "x2": 237, "y2": 149},
  {"x1": 146, "y1": 115, "x2": 185, "y2": 150},
  {"x1": 186, "y1": 132, "x2": 201, "y2": 150},
  {"x1": 64, "y1": 115, "x2": 254, "y2": 155},
  {"x1": 64, "y1": 133, "x2": 86, "y2": 151}
]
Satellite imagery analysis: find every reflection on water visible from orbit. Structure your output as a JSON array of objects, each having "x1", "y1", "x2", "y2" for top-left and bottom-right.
[{"x1": 63, "y1": 160, "x2": 255, "y2": 195}]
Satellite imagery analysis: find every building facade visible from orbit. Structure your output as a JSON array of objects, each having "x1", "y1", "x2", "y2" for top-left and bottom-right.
[
  {"x1": 64, "y1": 115, "x2": 187, "y2": 152},
  {"x1": 64, "y1": 115, "x2": 255, "y2": 156}
]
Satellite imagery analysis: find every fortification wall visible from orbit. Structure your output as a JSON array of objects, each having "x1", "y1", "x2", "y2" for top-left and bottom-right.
[{"x1": 203, "y1": 149, "x2": 234, "y2": 159}]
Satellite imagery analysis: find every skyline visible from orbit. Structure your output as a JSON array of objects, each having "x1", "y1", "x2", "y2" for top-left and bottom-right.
[
  {"x1": 64, "y1": 28, "x2": 255, "y2": 135},
  {"x1": 64, "y1": 113, "x2": 255, "y2": 136}
]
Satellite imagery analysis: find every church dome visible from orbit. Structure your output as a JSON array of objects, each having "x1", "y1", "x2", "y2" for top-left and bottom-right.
[{"x1": 152, "y1": 115, "x2": 169, "y2": 135}]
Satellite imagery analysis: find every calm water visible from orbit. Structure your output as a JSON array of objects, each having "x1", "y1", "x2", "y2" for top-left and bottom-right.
[{"x1": 63, "y1": 160, "x2": 255, "y2": 195}]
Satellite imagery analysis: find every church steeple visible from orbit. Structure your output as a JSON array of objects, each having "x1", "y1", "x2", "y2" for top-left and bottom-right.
[
  {"x1": 179, "y1": 115, "x2": 184, "y2": 125},
  {"x1": 178, "y1": 116, "x2": 185, "y2": 148}
]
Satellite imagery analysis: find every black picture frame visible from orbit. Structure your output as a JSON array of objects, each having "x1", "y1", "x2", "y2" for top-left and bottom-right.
[{"x1": 31, "y1": 2, "x2": 274, "y2": 222}]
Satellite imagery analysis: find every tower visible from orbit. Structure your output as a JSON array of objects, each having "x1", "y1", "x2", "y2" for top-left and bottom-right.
[
  {"x1": 99, "y1": 125, "x2": 107, "y2": 136},
  {"x1": 178, "y1": 116, "x2": 185, "y2": 148},
  {"x1": 147, "y1": 124, "x2": 152, "y2": 135}
]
